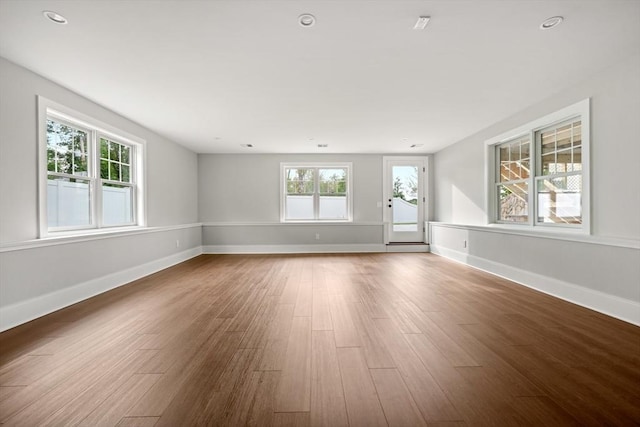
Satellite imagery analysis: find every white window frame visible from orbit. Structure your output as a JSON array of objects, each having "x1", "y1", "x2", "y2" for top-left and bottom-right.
[
  {"x1": 485, "y1": 98, "x2": 590, "y2": 234},
  {"x1": 37, "y1": 96, "x2": 146, "y2": 238},
  {"x1": 280, "y1": 162, "x2": 353, "y2": 223}
]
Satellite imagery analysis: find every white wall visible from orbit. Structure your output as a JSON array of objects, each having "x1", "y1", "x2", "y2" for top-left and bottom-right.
[
  {"x1": 199, "y1": 153, "x2": 433, "y2": 251},
  {"x1": 434, "y1": 55, "x2": 640, "y2": 238},
  {"x1": 0, "y1": 58, "x2": 201, "y2": 331},
  {"x1": 0, "y1": 57, "x2": 199, "y2": 243},
  {"x1": 431, "y1": 54, "x2": 640, "y2": 325},
  {"x1": 199, "y1": 153, "x2": 385, "y2": 250}
]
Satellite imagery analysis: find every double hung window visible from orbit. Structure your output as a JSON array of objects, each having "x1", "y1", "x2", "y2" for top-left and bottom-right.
[
  {"x1": 488, "y1": 99, "x2": 589, "y2": 231},
  {"x1": 39, "y1": 97, "x2": 145, "y2": 236},
  {"x1": 281, "y1": 163, "x2": 352, "y2": 222}
]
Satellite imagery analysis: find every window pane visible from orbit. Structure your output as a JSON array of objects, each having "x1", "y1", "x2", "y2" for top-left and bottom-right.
[
  {"x1": 100, "y1": 138, "x2": 109, "y2": 160},
  {"x1": 556, "y1": 124, "x2": 572, "y2": 150},
  {"x1": 109, "y1": 141, "x2": 121, "y2": 161},
  {"x1": 100, "y1": 160, "x2": 109, "y2": 180},
  {"x1": 110, "y1": 162, "x2": 121, "y2": 181},
  {"x1": 499, "y1": 145, "x2": 509, "y2": 163},
  {"x1": 47, "y1": 119, "x2": 88, "y2": 176},
  {"x1": 509, "y1": 143, "x2": 519, "y2": 162},
  {"x1": 392, "y1": 197, "x2": 418, "y2": 232},
  {"x1": 102, "y1": 183, "x2": 133, "y2": 225},
  {"x1": 100, "y1": 139, "x2": 131, "y2": 183},
  {"x1": 286, "y1": 168, "x2": 314, "y2": 194},
  {"x1": 121, "y1": 165, "x2": 130, "y2": 183},
  {"x1": 537, "y1": 176, "x2": 582, "y2": 224},
  {"x1": 541, "y1": 130, "x2": 556, "y2": 154},
  {"x1": 570, "y1": 146, "x2": 582, "y2": 172},
  {"x1": 498, "y1": 182, "x2": 528, "y2": 223},
  {"x1": 392, "y1": 165, "x2": 418, "y2": 203},
  {"x1": 541, "y1": 153, "x2": 555, "y2": 175},
  {"x1": 519, "y1": 161, "x2": 530, "y2": 179},
  {"x1": 121, "y1": 145, "x2": 130, "y2": 164},
  {"x1": 285, "y1": 195, "x2": 314, "y2": 219},
  {"x1": 499, "y1": 162, "x2": 510, "y2": 182},
  {"x1": 319, "y1": 168, "x2": 346, "y2": 194},
  {"x1": 319, "y1": 195, "x2": 347, "y2": 220},
  {"x1": 499, "y1": 137, "x2": 530, "y2": 182},
  {"x1": 572, "y1": 122, "x2": 582, "y2": 147},
  {"x1": 47, "y1": 175, "x2": 91, "y2": 228}
]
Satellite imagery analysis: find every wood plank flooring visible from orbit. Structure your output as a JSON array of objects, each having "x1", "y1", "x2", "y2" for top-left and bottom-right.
[{"x1": 1, "y1": 253, "x2": 639, "y2": 426}]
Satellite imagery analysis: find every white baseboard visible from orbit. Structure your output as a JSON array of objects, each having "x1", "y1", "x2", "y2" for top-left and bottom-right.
[
  {"x1": 430, "y1": 245, "x2": 640, "y2": 326},
  {"x1": 203, "y1": 244, "x2": 387, "y2": 254},
  {"x1": 0, "y1": 246, "x2": 203, "y2": 332}
]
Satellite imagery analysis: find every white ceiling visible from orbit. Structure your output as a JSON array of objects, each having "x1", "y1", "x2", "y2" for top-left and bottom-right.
[{"x1": 1, "y1": 1, "x2": 639, "y2": 154}]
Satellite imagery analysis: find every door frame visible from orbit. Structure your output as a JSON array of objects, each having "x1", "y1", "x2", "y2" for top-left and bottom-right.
[{"x1": 383, "y1": 156, "x2": 429, "y2": 243}]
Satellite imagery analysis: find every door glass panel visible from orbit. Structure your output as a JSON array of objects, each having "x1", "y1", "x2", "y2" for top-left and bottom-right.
[{"x1": 392, "y1": 165, "x2": 418, "y2": 232}]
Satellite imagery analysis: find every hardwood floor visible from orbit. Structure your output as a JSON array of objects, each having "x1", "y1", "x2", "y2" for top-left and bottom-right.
[{"x1": 1, "y1": 253, "x2": 638, "y2": 426}]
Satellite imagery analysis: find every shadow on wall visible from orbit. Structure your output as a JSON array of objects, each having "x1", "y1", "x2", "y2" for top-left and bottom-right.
[
  {"x1": 450, "y1": 185, "x2": 485, "y2": 224},
  {"x1": 434, "y1": 135, "x2": 486, "y2": 224}
]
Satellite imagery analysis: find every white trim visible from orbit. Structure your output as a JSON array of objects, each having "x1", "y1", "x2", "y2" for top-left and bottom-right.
[
  {"x1": 0, "y1": 246, "x2": 203, "y2": 332},
  {"x1": 203, "y1": 244, "x2": 386, "y2": 254},
  {"x1": 0, "y1": 223, "x2": 202, "y2": 252},
  {"x1": 40, "y1": 97, "x2": 146, "y2": 146},
  {"x1": 428, "y1": 222, "x2": 640, "y2": 249},
  {"x1": 430, "y1": 244, "x2": 640, "y2": 326},
  {"x1": 485, "y1": 99, "x2": 590, "y2": 146}
]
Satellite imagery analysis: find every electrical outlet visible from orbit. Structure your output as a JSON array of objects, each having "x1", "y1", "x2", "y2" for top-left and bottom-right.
[
  {"x1": 315, "y1": 233, "x2": 320, "y2": 240},
  {"x1": 463, "y1": 240, "x2": 467, "y2": 248}
]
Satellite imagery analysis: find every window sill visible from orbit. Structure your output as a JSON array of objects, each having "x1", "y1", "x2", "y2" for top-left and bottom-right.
[
  {"x1": 0, "y1": 223, "x2": 201, "y2": 253},
  {"x1": 489, "y1": 222, "x2": 585, "y2": 235},
  {"x1": 44, "y1": 225, "x2": 145, "y2": 239},
  {"x1": 428, "y1": 222, "x2": 640, "y2": 249}
]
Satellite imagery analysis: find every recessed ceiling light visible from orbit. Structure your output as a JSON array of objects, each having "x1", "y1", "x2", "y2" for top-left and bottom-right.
[
  {"x1": 299, "y1": 14, "x2": 316, "y2": 27},
  {"x1": 43, "y1": 10, "x2": 68, "y2": 25},
  {"x1": 540, "y1": 16, "x2": 563, "y2": 30},
  {"x1": 410, "y1": 144, "x2": 424, "y2": 148},
  {"x1": 413, "y1": 16, "x2": 430, "y2": 30},
  {"x1": 240, "y1": 144, "x2": 253, "y2": 148},
  {"x1": 317, "y1": 144, "x2": 328, "y2": 148}
]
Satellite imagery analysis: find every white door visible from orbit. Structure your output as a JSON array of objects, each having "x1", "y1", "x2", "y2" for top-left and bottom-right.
[{"x1": 383, "y1": 157, "x2": 426, "y2": 243}]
